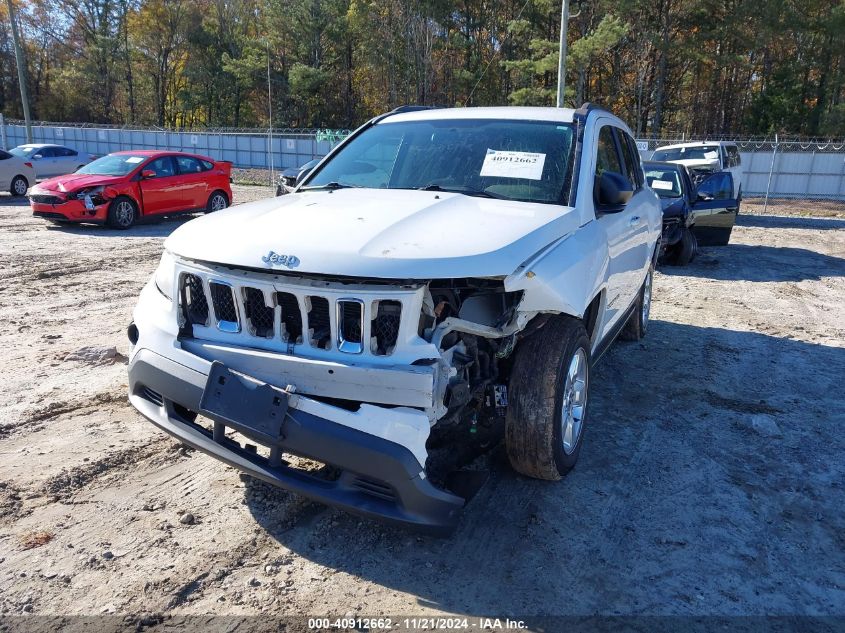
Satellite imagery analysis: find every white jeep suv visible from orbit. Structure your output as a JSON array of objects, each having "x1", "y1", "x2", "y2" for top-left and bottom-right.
[{"x1": 127, "y1": 104, "x2": 662, "y2": 534}]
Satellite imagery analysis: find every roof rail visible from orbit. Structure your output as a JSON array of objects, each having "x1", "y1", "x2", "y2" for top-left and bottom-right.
[
  {"x1": 390, "y1": 105, "x2": 441, "y2": 114},
  {"x1": 575, "y1": 102, "x2": 610, "y2": 117}
]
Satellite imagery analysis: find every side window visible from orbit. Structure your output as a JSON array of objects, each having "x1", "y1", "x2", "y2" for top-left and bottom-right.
[
  {"x1": 176, "y1": 156, "x2": 202, "y2": 174},
  {"x1": 697, "y1": 173, "x2": 733, "y2": 200},
  {"x1": 200, "y1": 159, "x2": 214, "y2": 171},
  {"x1": 596, "y1": 126, "x2": 623, "y2": 177},
  {"x1": 60, "y1": 147, "x2": 77, "y2": 157},
  {"x1": 39, "y1": 147, "x2": 55, "y2": 158},
  {"x1": 146, "y1": 157, "x2": 176, "y2": 178},
  {"x1": 618, "y1": 132, "x2": 642, "y2": 189},
  {"x1": 727, "y1": 145, "x2": 741, "y2": 167}
]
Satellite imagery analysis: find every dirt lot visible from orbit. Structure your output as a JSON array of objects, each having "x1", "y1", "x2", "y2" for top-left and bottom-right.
[{"x1": 0, "y1": 189, "x2": 844, "y2": 623}]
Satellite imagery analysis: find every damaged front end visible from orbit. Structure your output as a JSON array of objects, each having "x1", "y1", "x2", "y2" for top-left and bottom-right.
[{"x1": 128, "y1": 257, "x2": 540, "y2": 532}]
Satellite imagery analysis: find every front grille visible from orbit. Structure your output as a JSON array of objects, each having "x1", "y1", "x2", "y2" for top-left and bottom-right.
[
  {"x1": 307, "y1": 296, "x2": 331, "y2": 349},
  {"x1": 209, "y1": 282, "x2": 239, "y2": 332},
  {"x1": 30, "y1": 194, "x2": 65, "y2": 205},
  {"x1": 277, "y1": 292, "x2": 303, "y2": 343},
  {"x1": 180, "y1": 273, "x2": 208, "y2": 325},
  {"x1": 177, "y1": 270, "x2": 409, "y2": 356},
  {"x1": 372, "y1": 300, "x2": 401, "y2": 355},
  {"x1": 141, "y1": 386, "x2": 164, "y2": 407},
  {"x1": 243, "y1": 287, "x2": 274, "y2": 338},
  {"x1": 351, "y1": 477, "x2": 396, "y2": 501}
]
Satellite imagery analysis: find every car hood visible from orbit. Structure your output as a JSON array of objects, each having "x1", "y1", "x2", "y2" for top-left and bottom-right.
[
  {"x1": 165, "y1": 188, "x2": 580, "y2": 279},
  {"x1": 670, "y1": 158, "x2": 720, "y2": 171},
  {"x1": 33, "y1": 173, "x2": 127, "y2": 194}
]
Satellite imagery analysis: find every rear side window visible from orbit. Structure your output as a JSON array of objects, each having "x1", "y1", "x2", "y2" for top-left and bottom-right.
[
  {"x1": 596, "y1": 126, "x2": 623, "y2": 176},
  {"x1": 176, "y1": 156, "x2": 203, "y2": 174},
  {"x1": 618, "y1": 131, "x2": 643, "y2": 189},
  {"x1": 201, "y1": 159, "x2": 214, "y2": 171}
]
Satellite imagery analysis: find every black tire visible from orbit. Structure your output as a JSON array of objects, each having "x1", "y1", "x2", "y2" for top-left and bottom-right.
[
  {"x1": 106, "y1": 196, "x2": 138, "y2": 229},
  {"x1": 275, "y1": 185, "x2": 284, "y2": 197},
  {"x1": 10, "y1": 175, "x2": 28, "y2": 197},
  {"x1": 620, "y1": 265, "x2": 653, "y2": 341},
  {"x1": 670, "y1": 227, "x2": 696, "y2": 266},
  {"x1": 206, "y1": 190, "x2": 229, "y2": 213},
  {"x1": 506, "y1": 316, "x2": 592, "y2": 480}
]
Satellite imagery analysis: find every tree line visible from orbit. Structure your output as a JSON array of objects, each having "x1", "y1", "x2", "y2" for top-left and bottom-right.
[{"x1": 1, "y1": 0, "x2": 844, "y2": 137}]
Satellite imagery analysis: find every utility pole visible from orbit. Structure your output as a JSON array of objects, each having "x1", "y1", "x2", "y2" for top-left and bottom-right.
[
  {"x1": 5, "y1": 0, "x2": 32, "y2": 142},
  {"x1": 266, "y1": 39, "x2": 275, "y2": 187},
  {"x1": 555, "y1": 0, "x2": 570, "y2": 108}
]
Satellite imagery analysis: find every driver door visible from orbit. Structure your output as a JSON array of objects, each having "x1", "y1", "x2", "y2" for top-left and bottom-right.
[
  {"x1": 139, "y1": 156, "x2": 179, "y2": 214},
  {"x1": 691, "y1": 172, "x2": 738, "y2": 245}
]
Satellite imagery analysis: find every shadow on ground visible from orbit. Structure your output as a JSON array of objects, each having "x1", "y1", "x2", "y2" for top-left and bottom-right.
[
  {"x1": 661, "y1": 243, "x2": 845, "y2": 282},
  {"x1": 44, "y1": 213, "x2": 200, "y2": 238},
  {"x1": 738, "y1": 213, "x2": 845, "y2": 231},
  {"x1": 243, "y1": 321, "x2": 845, "y2": 616}
]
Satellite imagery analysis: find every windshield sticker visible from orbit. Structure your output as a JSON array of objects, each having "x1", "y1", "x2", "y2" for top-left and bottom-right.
[
  {"x1": 651, "y1": 180, "x2": 674, "y2": 190},
  {"x1": 480, "y1": 150, "x2": 546, "y2": 180},
  {"x1": 703, "y1": 151, "x2": 719, "y2": 159},
  {"x1": 125, "y1": 157, "x2": 144, "y2": 164}
]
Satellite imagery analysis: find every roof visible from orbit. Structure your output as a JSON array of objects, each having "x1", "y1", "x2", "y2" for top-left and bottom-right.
[
  {"x1": 111, "y1": 150, "x2": 211, "y2": 158},
  {"x1": 382, "y1": 106, "x2": 579, "y2": 124},
  {"x1": 17, "y1": 143, "x2": 63, "y2": 148}
]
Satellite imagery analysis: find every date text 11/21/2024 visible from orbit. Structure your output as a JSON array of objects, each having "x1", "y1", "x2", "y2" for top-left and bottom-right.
[{"x1": 307, "y1": 617, "x2": 528, "y2": 630}]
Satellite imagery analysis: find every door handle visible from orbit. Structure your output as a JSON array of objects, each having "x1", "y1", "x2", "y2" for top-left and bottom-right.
[{"x1": 629, "y1": 216, "x2": 641, "y2": 226}]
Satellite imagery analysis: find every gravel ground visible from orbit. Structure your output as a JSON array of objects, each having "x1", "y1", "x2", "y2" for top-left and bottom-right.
[{"x1": 0, "y1": 188, "x2": 844, "y2": 625}]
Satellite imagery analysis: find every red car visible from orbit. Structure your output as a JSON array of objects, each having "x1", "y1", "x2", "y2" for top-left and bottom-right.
[{"x1": 29, "y1": 150, "x2": 232, "y2": 229}]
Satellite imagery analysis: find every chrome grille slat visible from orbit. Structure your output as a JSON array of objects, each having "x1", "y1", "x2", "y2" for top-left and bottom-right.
[
  {"x1": 209, "y1": 282, "x2": 240, "y2": 333},
  {"x1": 337, "y1": 299, "x2": 364, "y2": 354}
]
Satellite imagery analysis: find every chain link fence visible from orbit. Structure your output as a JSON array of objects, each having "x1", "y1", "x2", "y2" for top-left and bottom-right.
[{"x1": 2, "y1": 115, "x2": 844, "y2": 203}]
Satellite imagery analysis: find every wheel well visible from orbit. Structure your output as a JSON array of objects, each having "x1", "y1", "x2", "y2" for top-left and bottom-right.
[{"x1": 582, "y1": 292, "x2": 603, "y2": 343}]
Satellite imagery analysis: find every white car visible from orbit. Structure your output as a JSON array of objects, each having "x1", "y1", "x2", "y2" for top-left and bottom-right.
[
  {"x1": 651, "y1": 141, "x2": 743, "y2": 199},
  {"x1": 10, "y1": 143, "x2": 93, "y2": 178},
  {"x1": 127, "y1": 104, "x2": 662, "y2": 533},
  {"x1": 0, "y1": 148, "x2": 36, "y2": 196}
]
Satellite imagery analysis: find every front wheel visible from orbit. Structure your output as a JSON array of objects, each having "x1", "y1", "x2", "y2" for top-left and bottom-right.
[
  {"x1": 206, "y1": 191, "x2": 229, "y2": 213},
  {"x1": 10, "y1": 175, "x2": 28, "y2": 197},
  {"x1": 106, "y1": 196, "x2": 138, "y2": 229},
  {"x1": 506, "y1": 316, "x2": 592, "y2": 480},
  {"x1": 620, "y1": 265, "x2": 653, "y2": 341},
  {"x1": 670, "y1": 227, "x2": 697, "y2": 266}
]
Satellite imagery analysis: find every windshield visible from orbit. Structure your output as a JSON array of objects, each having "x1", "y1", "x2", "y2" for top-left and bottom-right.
[
  {"x1": 10, "y1": 146, "x2": 39, "y2": 157},
  {"x1": 305, "y1": 118, "x2": 576, "y2": 205},
  {"x1": 652, "y1": 146, "x2": 720, "y2": 162},
  {"x1": 77, "y1": 154, "x2": 147, "y2": 176},
  {"x1": 644, "y1": 167, "x2": 682, "y2": 198}
]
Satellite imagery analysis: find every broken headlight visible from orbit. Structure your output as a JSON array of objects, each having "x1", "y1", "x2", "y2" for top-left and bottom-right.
[
  {"x1": 153, "y1": 251, "x2": 177, "y2": 300},
  {"x1": 74, "y1": 185, "x2": 108, "y2": 206}
]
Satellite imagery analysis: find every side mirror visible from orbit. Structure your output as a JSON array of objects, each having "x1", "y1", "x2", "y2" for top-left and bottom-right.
[
  {"x1": 595, "y1": 171, "x2": 634, "y2": 211},
  {"x1": 32, "y1": 154, "x2": 42, "y2": 160},
  {"x1": 141, "y1": 169, "x2": 157, "y2": 179},
  {"x1": 295, "y1": 167, "x2": 314, "y2": 185}
]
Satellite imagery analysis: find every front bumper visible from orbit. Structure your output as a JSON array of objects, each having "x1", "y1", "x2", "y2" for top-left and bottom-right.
[
  {"x1": 31, "y1": 198, "x2": 109, "y2": 223},
  {"x1": 127, "y1": 347, "x2": 464, "y2": 534}
]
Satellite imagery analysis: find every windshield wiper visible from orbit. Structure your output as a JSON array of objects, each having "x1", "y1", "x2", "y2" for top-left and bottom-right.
[
  {"x1": 299, "y1": 182, "x2": 357, "y2": 192},
  {"x1": 415, "y1": 184, "x2": 511, "y2": 200}
]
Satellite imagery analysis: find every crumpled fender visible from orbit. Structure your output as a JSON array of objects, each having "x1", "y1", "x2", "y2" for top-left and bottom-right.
[{"x1": 504, "y1": 220, "x2": 608, "y2": 319}]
